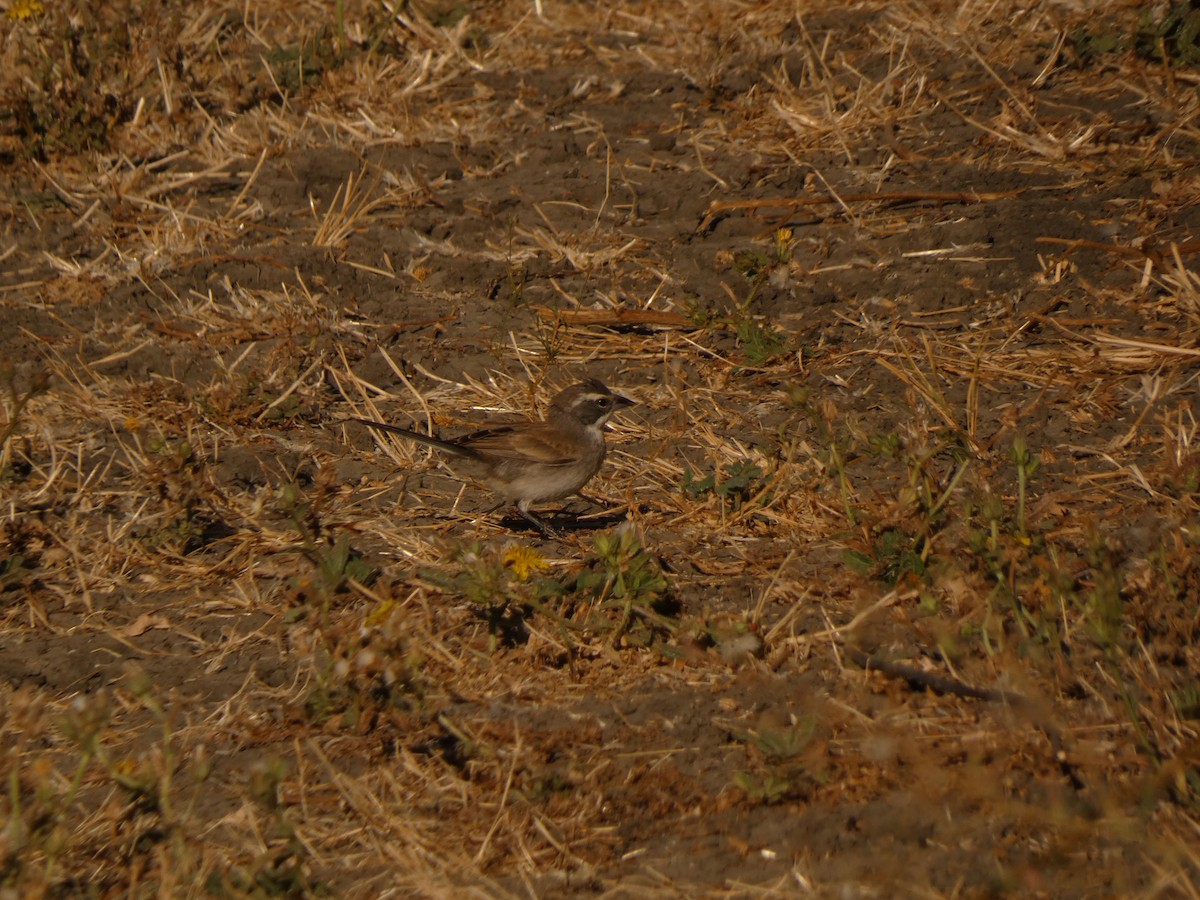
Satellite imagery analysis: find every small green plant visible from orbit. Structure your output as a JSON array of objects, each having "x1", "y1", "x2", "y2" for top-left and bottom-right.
[
  {"x1": 683, "y1": 297, "x2": 716, "y2": 328},
  {"x1": 732, "y1": 719, "x2": 816, "y2": 760},
  {"x1": 312, "y1": 534, "x2": 377, "y2": 596},
  {"x1": 1080, "y1": 531, "x2": 1126, "y2": 651},
  {"x1": 263, "y1": 31, "x2": 342, "y2": 94},
  {"x1": 279, "y1": 482, "x2": 377, "y2": 622},
  {"x1": 415, "y1": 542, "x2": 564, "y2": 650},
  {"x1": 728, "y1": 715, "x2": 818, "y2": 806},
  {"x1": 574, "y1": 526, "x2": 673, "y2": 645},
  {"x1": 1080, "y1": 535, "x2": 1152, "y2": 763},
  {"x1": 506, "y1": 261, "x2": 530, "y2": 307},
  {"x1": 971, "y1": 438, "x2": 1048, "y2": 646},
  {"x1": 682, "y1": 460, "x2": 769, "y2": 511},
  {"x1": 833, "y1": 427, "x2": 970, "y2": 588},
  {"x1": 0, "y1": 693, "x2": 109, "y2": 890},
  {"x1": 1180, "y1": 464, "x2": 1200, "y2": 495},
  {"x1": 1010, "y1": 434, "x2": 1037, "y2": 538},
  {"x1": 1171, "y1": 682, "x2": 1200, "y2": 720},
  {"x1": 1071, "y1": 3, "x2": 1200, "y2": 68},
  {"x1": 3, "y1": 10, "x2": 138, "y2": 159},
  {"x1": 500, "y1": 216, "x2": 529, "y2": 307},
  {"x1": 4, "y1": 669, "x2": 223, "y2": 894},
  {"x1": 533, "y1": 311, "x2": 566, "y2": 363},
  {"x1": 1135, "y1": 1, "x2": 1200, "y2": 66},
  {"x1": 733, "y1": 771, "x2": 793, "y2": 804},
  {"x1": 305, "y1": 585, "x2": 429, "y2": 729},
  {"x1": 0, "y1": 554, "x2": 34, "y2": 591},
  {"x1": 210, "y1": 758, "x2": 317, "y2": 896},
  {"x1": 723, "y1": 229, "x2": 794, "y2": 365},
  {"x1": 280, "y1": 478, "x2": 385, "y2": 726},
  {"x1": 870, "y1": 526, "x2": 927, "y2": 583},
  {"x1": 133, "y1": 437, "x2": 235, "y2": 556},
  {"x1": 418, "y1": 531, "x2": 676, "y2": 651},
  {"x1": 1069, "y1": 23, "x2": 1126, "y2": 62},
  {"x1": 821, "y1": 435, "x2": 860, "y2": 526},
  {"x1": 735, "y1": 313, "x2": 788, "y2": 367},
  {"x1": 868, "y1": 430, "x2": 902, "y2": 458}
]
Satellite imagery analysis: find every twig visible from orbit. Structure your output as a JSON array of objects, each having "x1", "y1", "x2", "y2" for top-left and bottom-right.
[
  {"x1": 697, "y1": 189, "x2": 1029, "y2": 232},
  {"x1": 535, "y1": 307, "x2": 697, "y2": 330}
]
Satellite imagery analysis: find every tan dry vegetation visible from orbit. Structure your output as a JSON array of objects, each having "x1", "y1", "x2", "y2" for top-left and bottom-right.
[{"x1": 4, "y1": 0, "x2": 1200, "y2": 895}]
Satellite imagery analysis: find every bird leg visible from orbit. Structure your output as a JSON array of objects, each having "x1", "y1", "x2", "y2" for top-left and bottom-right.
[
  {"x1": 575, "y1": 491, "x2": 616, "y2": 508},
  {"x1": 514, "y1": 501, "x2": 561, "y2": 539}
]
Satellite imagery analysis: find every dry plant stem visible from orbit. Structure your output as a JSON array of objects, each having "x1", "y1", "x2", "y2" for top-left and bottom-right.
[
  {"x1": 843, "y1": 646, "x2": 1084, "y2": 790},
  {"x1": 843, "y1": 645, "x2": 1022, "y2": 704},
  {"x1": 697, "y1": 189, "x2": 1030, "y2": 232},
  {"x1": 535, "y1": 307, "x2": 697, "y2": 330}
]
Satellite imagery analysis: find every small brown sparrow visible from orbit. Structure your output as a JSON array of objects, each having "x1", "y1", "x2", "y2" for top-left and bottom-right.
[{"x1": 350, "y1": 379, "x2": 634, "y2": 534}]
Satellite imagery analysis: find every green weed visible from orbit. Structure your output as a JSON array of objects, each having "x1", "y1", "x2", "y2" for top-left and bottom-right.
[
  {"x1": 1170, "y1": 682, "x2": 1200, "y2": 720},
  {"x1": 576, "y1": 526, "x2": 674, "y2": 646},
  {"x1": 209, "y1": 757, "x2": 319, "y2": 896},
  {"x1": 304, "y1": 583, "x2": 429, "y2": 730},
  {"x1": 1071, "y1": 3, "x2": 1200, "y2": 69},
  {"x1": 0, "y1": 554, "x2": 34, "y2": 591},
  {"x1": 1135, "y1": 1, "x2": 1200, "y2": 66},
  {"x1": 682, "y1": 461, "x2": 769, "y2": 512},
  {"x1": 263, "y1": 29, "x2": 343, "y2": 94},
  {"x1": 723, "y1": 229, "x2": 794, "y2": 365},
  {"x1": 418, "y1": 542, "x2": 565, "y2": 647},
  {"x1": 729, "y1": 716, "x2": 818, "y2": 806},
  {"x1": 1, "y1": 8, "x2": 139, "y2": 158},
  {"x1": 421, "y1": 528, "x2": 675, "y2": 650},
  {"x1": 831, "y1": 425, "x2": 970, "y2": 587},
  {"x1": 3, "y1": 669, "x2": 238, "y2": 895},
  {"x1": 279, "y1": 481, "x2": 377, "y2": 623},
  {"x1": 733, "y1": 771, "x2": 793, "y2": 804},
  {"x1": 731, "y1": 718, "x2": 816, "y2": 760}
]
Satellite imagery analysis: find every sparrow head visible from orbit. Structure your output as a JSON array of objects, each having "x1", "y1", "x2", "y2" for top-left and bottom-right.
[{"x1": 551, "y1": 379, "x2": 634, "y2": 428}]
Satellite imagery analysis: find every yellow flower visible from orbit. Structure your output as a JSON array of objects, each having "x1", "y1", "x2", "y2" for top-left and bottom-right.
[
  {"x1": 6, "y1": 0, "x2": 44, "y2": 21},
  {"x1": 502, "y1": 544, "x2": 548, "y2": 581},
  {"x1": 773, "y1": 227, "x2": 794, "y2": 262},
  {"x1": 365, "y1": 598, "x2": 396, "y2": 627}
]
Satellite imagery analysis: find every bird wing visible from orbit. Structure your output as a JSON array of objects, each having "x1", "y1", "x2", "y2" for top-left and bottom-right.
[{"x1": 460, "y1": 425, "x2": 580, "y2": 466}]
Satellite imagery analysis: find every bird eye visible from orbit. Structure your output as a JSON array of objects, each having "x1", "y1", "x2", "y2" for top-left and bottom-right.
[{"x1": 595, "y1": 397, "x2": 612, "y2": 408}]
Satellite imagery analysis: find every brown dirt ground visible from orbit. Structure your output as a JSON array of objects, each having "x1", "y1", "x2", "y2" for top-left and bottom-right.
[{"x1": 4, "y1": 0, "x2": 1200, "y2": 896}]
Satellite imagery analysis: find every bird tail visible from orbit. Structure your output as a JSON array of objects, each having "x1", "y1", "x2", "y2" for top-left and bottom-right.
[{"x1": 348, "y1": 418, "x2": 482, "y2": 461}]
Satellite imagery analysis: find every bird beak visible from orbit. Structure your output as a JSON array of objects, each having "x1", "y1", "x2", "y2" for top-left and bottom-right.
[{"x1": 613, "y1": 392, "x2": 635, "y2": 409}]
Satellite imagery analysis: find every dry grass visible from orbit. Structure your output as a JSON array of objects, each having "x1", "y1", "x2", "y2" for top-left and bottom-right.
[{"x1": 4, "y1": 0, "x2": 1200, "y2": 895}]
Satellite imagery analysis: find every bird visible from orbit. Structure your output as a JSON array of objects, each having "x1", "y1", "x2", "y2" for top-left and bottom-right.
[{"x1": 349, "y1": 379, "x2": 634, "y2": 535}]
